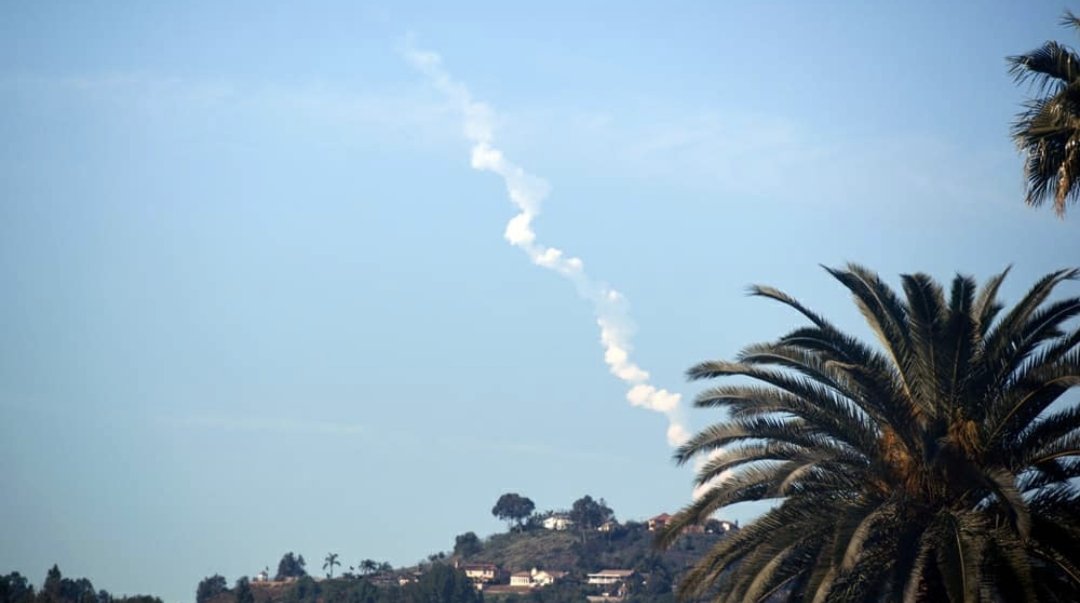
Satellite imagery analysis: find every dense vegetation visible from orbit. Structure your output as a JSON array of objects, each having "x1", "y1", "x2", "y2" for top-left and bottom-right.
[
  {"x1": 1, "y1": 566, "x2": 162, "y2": 603},
  {"x1": 173, "y1": 516, "x2": 728, "y2": 603},
  {"x1": 193, "y1": 565, "x2": 482, "y2": 603},
  {"x1": 458, "y1": 520, "x2": 722, "y2": 579},
  {"x1": 665, "y1": 267, "x2": 1080, "y2": 602},
  {"x1": 209, "y1": 524, "x2": 722, "y2": 603}
]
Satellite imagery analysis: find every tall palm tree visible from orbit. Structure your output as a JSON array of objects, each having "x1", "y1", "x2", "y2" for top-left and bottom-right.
[
  {"x1": 323, "y1": 553, "x2": 340, "y2": 579},
  {"x1": 1010, "y1": 11, "x2": 1080, "y2": 217},
  {"x1": 661, "y1": 265, "x2": 1080, "y2": 602}
]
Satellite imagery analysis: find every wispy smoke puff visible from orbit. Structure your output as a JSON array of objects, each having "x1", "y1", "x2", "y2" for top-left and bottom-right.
[{"x1": 405, "y1": 46, "x2": 690, "y2": 447}]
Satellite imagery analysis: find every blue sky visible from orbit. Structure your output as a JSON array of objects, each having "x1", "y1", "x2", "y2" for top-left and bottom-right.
[{"x1": 2, "y1": 2, "x2": 1079, "y2": 602}]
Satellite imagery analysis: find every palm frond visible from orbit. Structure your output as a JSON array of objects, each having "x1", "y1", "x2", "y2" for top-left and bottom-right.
[
  {"x1": 1008, "y1": 41, "x2": 1080, "y2": 96},
  {"x1": 824, "y1": 265, "x2": 914, "y2": 390},
  {"x1": 942, "y1": 274, "x2": 978, "y2": 412},
  {"x1": 973, "y1": 267, "x2": 1010, "y2": 337},
  {"x1": 980, "y1": 268, "x2": 1079, "y2": 399},
  {"x1": 901, "y1": 272, "x2": 949, "y2": 418}
]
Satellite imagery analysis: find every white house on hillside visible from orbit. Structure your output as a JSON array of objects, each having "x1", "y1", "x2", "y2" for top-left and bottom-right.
[
  {"x1": 586, "y1": 569, "x2": 634, "y2": 586},
  {"x1": 532, "y1": 569, "x2": 567, "y2": 586},
  {"x1": 459, "y1": 563, "x2": 498, "y2": 589},
  {"x1": 509, "y1": 568, "x2": 568, "y2": 588},
  {"x1": 509, "y1": 572, "x2": 532, "y2": 587},
  {"x1": 542, "y1": 514, "x2": 574, "y2": 531}
]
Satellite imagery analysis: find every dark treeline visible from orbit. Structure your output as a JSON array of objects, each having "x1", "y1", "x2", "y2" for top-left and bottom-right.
[
  {"x1": 1, "y1": 566, "x2": 162, "y2": 603},
  {"x1": 198, "y1": 565, "x2": 481, "y2": 603},
  {"x1": 5, "y1": 493, "x2": 719, "y2": 603}
]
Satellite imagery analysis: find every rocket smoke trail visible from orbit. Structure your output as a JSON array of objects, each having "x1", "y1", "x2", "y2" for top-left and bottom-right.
[{"x1": 406, "y1": 46, "x2": 691, "y2": 448}]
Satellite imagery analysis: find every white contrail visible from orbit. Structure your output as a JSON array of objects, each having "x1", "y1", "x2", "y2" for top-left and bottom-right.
[{"x1": 405, "y1": 46, "x2": 690, "y2": 447}]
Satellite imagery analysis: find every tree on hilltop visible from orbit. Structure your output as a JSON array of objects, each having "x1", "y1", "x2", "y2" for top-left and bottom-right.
[
  {"x1": 491, "y1": 492, "x2": 535, "y2": 531},
  {"x1": 570, "y1": 495, "x2": 614, "y2": 542},
  {"x1": 195, "y1": 576, "x2": 227, "y2": 603},
  {"x1": 570, "y1": 495, "x2": 614, "y2": 530},
  {"x1": 453, "y1": 531, "x2": 482, "y2": 558},
  {"x1": 42, "y1": 566, "x2": 62, "y2": 602},
  {"x1": 358, "y1": 560, "x2": 378, "y2": 576},
  {"x1": 1, "y1": 572, "x2": 36, "y2": 603},
  {"x1": 275, "y1": 553, "x2": 307, "y2": 581},
  {"x1": 322, "y1": 553, "x2": 340, "y2": 579}
]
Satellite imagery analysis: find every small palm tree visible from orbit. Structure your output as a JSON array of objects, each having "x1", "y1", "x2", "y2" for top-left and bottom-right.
[
  {"x1": 662, "y1": 265, "x2": 1080, "y2": 602},
  {"x1": 359, "y1": 559, "x2": 378, "y2": 576},
  {"x1": 322, "y1": 553, "x2": 339, "y2": 579},
  {"x1": 1010, "y1": 11, "x2": 1080, "y2": 217}
]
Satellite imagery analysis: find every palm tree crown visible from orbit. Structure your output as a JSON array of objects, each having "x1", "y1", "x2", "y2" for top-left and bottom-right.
[
  {"x1": 662, "y1": 265, "x2": 1080, "y2": 602},
  {"x1": 1009, "y1": 11, "x2": 1080, "y2": 217},
  {"x1": 323, "y1": 553, "x2": 339, "y2": 579}
]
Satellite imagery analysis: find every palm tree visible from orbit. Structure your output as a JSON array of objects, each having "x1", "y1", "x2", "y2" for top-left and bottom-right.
[
  {"x1": 1009, "y1": 11, "x2": 1080, "y2": 217},
  {"x1": 359, "y1": 559, "x2": 378, "y2": 576},
  {"x1": 661, "y1": 265, "x2": 1080, "y2": 602},
  {"x1": 322, "y1": 553, "x2": 340, "y2": 579}
]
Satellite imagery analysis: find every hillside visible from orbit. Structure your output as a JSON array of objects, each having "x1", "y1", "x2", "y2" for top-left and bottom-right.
[
  {"x1": 5, "y1": 512, "x2": 737, "y2": 603},
  {"x1": 216, "y1": 521, "x2": 734, "y2": 603},
  {"x1": 457, "y1": 522, "x2": 726, "y2": 577}
]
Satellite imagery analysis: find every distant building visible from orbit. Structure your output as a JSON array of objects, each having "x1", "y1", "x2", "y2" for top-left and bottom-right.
[
  {"x1": 647, "y1": 513, "x2": 672, "y2": 531},
  {"x1": 254, "y1": 570, "x2": 270, "y2": 582},
  {"x1": 531, "y1": 569, "x2": 567, "y2": 587},
  {"x1": 370, "y1": 574, "x2": 401, "y2": 588},
  {"x1": 542, "y1": 514, "x2": 574, "y2": 531},
  {"x1": 586, "y1": 569, "x2": 634, "y2": 586},
  {"x1": 597, "y1": 520, "x2": 619, "y2": 533},
  {"x1": 710, "y1": 519, "x2": 737, "y2": 533},
  {"x1": 460, "y1": 563, "x2": 498, "y2": 587},
  {"x1": 507, "y1": 568, "x2": 567, "y2": 588},
  {"x1": 509, "y1": 572, "x2": 533, "y2": 588},
  {"x1": 396, "y1": 571, "x2": 423, "y2": 587}
]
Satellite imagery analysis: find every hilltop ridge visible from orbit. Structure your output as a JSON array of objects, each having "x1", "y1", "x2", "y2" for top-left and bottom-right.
[{"x1": 228, "y1": 512, "x2": 736, "y2": 603}]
